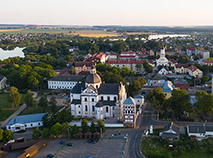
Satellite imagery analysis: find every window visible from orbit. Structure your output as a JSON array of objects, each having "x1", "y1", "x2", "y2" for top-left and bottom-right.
[
  {"x1": 85, "y1": 105, "x2": 88, "y2": 111},
  {"x1": 106, "y1": 107, "x2": 109, "y2": 113},
  {"x1": 101, "y1": 96, "x2": 104, "y2": 100},
  {"x1": 31, "y1": 124, "x2": 33, "y2": 126},
  {"x1": 114, "y1": 97, "x2": 116, "y2": 101},
  {"x1": 92, "y1": 98, "x2": 94, "y2": 102},
  {"x1": 107, "y1": 96, "x2": 110, "y2": 101},
  {"x1": 85, "y1": 98, "x2": 87, "y2": 101},
  {"x1": 38, "y1": 123, "x2": 40, "y2": 125},
  {"x1": 92, "y1": 106, "x2": 95, "y2": 112},
  {"x1": 79, "y1": 111, "x2": 81, "y2": 114},
  {"x1": 78, "y1": 105, "x2": 80, "y2": 108}
]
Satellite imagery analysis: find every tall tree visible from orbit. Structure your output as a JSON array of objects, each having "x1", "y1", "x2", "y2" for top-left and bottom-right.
[
  {"x1": 143, "y1": 61, "x2": 153, "y2": 73},
  {"x1": 49, "y1": 96, "x2": 57, "y2": 113},
  {"x1": 0, "y1": 129, "x2": 3, "y2": 141},
  {"x1": 38, "y1": 95, "x2": 48, "y2": 112},
  {"x1": 97, "y1": 120, "x2": 105, "y2": 133},
  {"x1": 32, "y1": 128, "x2": 41, "y2": 139},
  {"x1": 81, "y1": 119, "x2": 89, "y2": 134},
  {"x1": 8, "y1": 86, "x2": 22, "y2": 108},
  {"x1": 90, "y1": 121, "x2": 96, "y2": 133},
  {"x1": 51, "y1": 122, "x2": 63, "y2": 136},
  {"x1": 25, "y1": 90, "x2": 36, "y2": 107},
  {"x1": 3, "y1": 130, "x2": 14, "y2": 143}
]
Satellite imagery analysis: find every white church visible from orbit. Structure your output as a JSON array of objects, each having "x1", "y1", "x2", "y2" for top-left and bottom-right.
[{"x1": 70, "y1": 64, "x2": 127, "y2": 121}]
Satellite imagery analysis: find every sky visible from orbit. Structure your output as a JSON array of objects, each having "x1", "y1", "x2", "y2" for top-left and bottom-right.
[{"x1": 1, "y1": 0, "x2": 213, "y2": 26}]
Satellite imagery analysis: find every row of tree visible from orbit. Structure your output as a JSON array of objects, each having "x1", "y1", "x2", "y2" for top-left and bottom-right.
[{"x1": 147, "y1": 88, "x2": 213, "y2": 121}]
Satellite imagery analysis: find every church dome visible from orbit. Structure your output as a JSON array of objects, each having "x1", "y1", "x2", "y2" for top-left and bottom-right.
[{"x1": 86, "y1": 64, "x2": 102, "y2": 84}]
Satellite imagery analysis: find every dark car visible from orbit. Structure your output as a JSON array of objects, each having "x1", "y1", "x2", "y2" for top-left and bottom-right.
[
  {"x1": 87, "y1": 138, "x2": 93, "y2": 143},
  {"x1": 46, "y1": 154, "x2": 54, "y2": 158},
  {"x1": 92, "y1": 138, "x2": 98, "y2": 144},
  {"x1": 67, "y1": 143, "x2": 74, "y2": 147},
  {"x1": 60, "y1": 140, "x2": 65, "y2": 145}
]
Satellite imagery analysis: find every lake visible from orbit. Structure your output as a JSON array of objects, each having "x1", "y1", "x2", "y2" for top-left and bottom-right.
[
  {"x1": 0, "y1": 47, "x2": 25, "y2": 60},
  {"x1": 148, "y1": 34, "x2": 190, "y2": 40}
]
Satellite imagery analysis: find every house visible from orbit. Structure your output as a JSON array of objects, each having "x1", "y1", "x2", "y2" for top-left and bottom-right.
[
  {"x1": 6, "y1": 113, "x2": 46, "y2": 132},
  {"x1": 188, "y1": 65, "x2": 203, "y2": 78},
  {"x1": 123, "y1": 97, "x2": 137, "y2": 128},
  {"x1": 202, "y1": 51, "x2": 210, "y2": 59},
  {"x1": 75, "y1": 61, "x2": 93, "y2": 74},
  {"x1": 119, "y1": 51, "x2": 137, "y2": 60},
  {"x1": 108, "y1": 60, "x2": 145, "y2": 73},
  {"x1": 157, "y1": 66, "x2": 170, "y2": 75},
  {"x1": 159, "y1": 122, "x2": 185, "y2": 140},
  {"x1": 201, "y1": 59, "x2": 213, "y2": 66},
  {"x1": 70, "y1": 64, "x2": 127, "y2": 121},
  {"x1": 174, "y1": 64, "x2": 189, "y2": 74},
  {"x1": 187, "y1": 47, "x2": 195, "y2": 56},
  {"x1": 174, "y1": 78, "x2": 189, "y2": 90},
  {"x1": 107, "y1": 53, "x2": 117, "y2": 60},
  {"x1": 187, "y1": 124, "x2": 213, "y2": 139},
  {"x1": 0, "y1": 75, "x2": 7, "y2": 90},
  {"x1": 145, "y1": 79, "x2": 165, "y2": 87},
  {"x1": 48, "y1": 75, "x2": 85, "y2": 90},
  {"x1": 84, "y1": 52, "x2": 108, "y2": 63},
  {"x1": 161, "y1": 81, "x2": 175, "y2": 99}
]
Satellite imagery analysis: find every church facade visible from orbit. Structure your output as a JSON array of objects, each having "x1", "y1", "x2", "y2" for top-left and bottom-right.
[{"x1": 70, "y1": 64, "x2": 127, "y2": 121}]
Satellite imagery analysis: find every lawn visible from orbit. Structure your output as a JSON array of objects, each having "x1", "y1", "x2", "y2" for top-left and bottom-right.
[
  {"x1": 141, "y1": 136, "x2": 213, "y2": 158},
  {"x1": 19, "y1": 106, "x2": 61, "y2": 115},
  {"x1": 0, "y1": 93, "x2": 27, "y2": 121}
]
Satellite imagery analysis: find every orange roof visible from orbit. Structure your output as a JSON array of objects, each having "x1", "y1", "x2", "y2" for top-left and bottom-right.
[{"x1": 188, "y1": 65, "x2": 198, "y2": 72}]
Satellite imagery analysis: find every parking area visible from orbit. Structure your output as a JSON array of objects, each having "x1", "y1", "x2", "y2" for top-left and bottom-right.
[{"x1": 34, "y1": 129, "x2": 128, "y2": 158}]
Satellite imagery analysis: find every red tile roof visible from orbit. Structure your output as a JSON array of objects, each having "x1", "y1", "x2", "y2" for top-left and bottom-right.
[
  {"x1": 187, "y1": 47, "x2": 195, "y2": 51},
  {"x1": 188, "y1": 65, "x2": 198, "y2": 72},
  {"x1": 175, "y1": 64, "x2": 189, "y2": 68},
  {"x1": 203, "y1": 59, "x2": 213, "y2": 63},
  {"x1": 75, "y1": 61, "x2": 93, "y2": 67},
  {"x1": 120, "y1": 55, "x2": 136, "y2": 58},
  {"x1": 108, "y1": 60, "x2": 145, "y2": 64}
]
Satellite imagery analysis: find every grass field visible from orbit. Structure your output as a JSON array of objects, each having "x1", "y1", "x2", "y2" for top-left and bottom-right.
[
  {"x1": 0, "y1": 29, "x2": 121, "y2": 37},
  {"x1": 0, "y1": 93, "x2": 26, "y2": 121}
]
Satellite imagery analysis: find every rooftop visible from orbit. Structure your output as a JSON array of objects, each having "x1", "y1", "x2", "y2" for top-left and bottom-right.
[
  {"x1": 7, "y1": 113, "x2": 46, "y2": 125},
  {"x1": 123, "y1": 97, "x2": 135, "y2": 105},
  {"x1": 48, "y1": 75, "x2": 84, "y2": 82}
]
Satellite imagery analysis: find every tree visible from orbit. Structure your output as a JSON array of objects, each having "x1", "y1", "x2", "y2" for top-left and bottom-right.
[
  {"x1": 33, "y1": 128, "x2": 41, "y2": 139},
  {"x1": 25, "y1": 90, "x2": 36, "y2": 107},
  {"x1": 49, "y1": 96, "x2": 57, "y2": 113},
  {"x1": 0, "y1": 129, "x2": 3, "y2": 141},
  {"x1": 55, "y1": 109, "x2": 73, "y2": 124},
  {"x1": 97, "y1": 120, "x2": 105, "y2": 133},
  {"x1": 8, "y1": 86, "x2": 22, "y2": 108},
  {"x1": 51, "y1": 122, "x2": 63, "y2": 136},
  {"x1": 71, "y1": 125, "x2": 79, "y2": 137},
  {"x1": 179, "y1": 55, "x2": 190, "y2": 64},
  {"x1": 81, "y1": 119, "x2": 89, "y2": 134},
  {"x1": 38, "y1": 95, "x2": 48, "y2": 112},
  {"x1": 62, "y1": 122, "x2": 71, "y2": 136},
  {"x1": 165, "y1": 89, "x2": 191, "y2": 119},
  {"x1": 143, "y1": 61, "x2": 153, "y2": 73},
  {"x1": 195, "y1": 90, "x2": 213, "y2": 120},
  {"x1": 69, "y1": 67, "x2": 76, "y2": 75},
  {"x1": 43, "y1": 128, "x2": 50, "y2": 138},
  {"x1": 3, "y1": 129, "x2": 14, "y2": 143},
  {"x1": 90, "y1": 121, "x2": 96, "y2": 133},
  {"x1": 147, "y1": 87, "x2": 166, "y2": 111}
]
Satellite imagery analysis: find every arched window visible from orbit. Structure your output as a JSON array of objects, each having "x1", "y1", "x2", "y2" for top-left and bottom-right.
[
  {"x1": 106, "y1": 107, "x2": 109, "y2": 113},
  {"x1": 85, "y1": 105, "x2": 88, "y2": 112}
]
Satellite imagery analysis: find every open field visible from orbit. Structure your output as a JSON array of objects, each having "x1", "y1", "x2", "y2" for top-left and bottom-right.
[
  {"x1": 0, "y1": 93, "x2": 26, "y2": 121},
  {"x1": 0, "y1": 29, "x2": 121, "y2": 37}
]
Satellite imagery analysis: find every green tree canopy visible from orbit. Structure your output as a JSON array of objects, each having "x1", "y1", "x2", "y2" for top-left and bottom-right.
[
  {"x1": 8, "y1": 86, "x2": 22, "y2": 108},
  {"x1": 51, "y1": 122, "x2": 63, "y2": 136}
]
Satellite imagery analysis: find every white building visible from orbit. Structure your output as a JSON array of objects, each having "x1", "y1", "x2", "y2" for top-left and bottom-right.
[
  {"x1": 134, "y1": 94, "x2": 144, "y2": 106},
  {"x1": 0, "y1": 75, "x2": 7, "y2": 90},
  {"x1": 187, "y1": 124, "x2": 213, "y2": 139},
  {"x1": 70, "y1": 64, "x2": 127, "y2": 121},
  {"x1": 201, "y1": 59, "x2": 213, "y2": 66},
  {"x1": 188, "y1": 65, "x2": 203, "y2": 78},
  {"x1": 48, "y1": 75, "x2": 85, "y2": 90},
  {"x1": 107, "y1": 53, "x2": 117, "y2": 60},
  {"x1": 6, "y1": 113, "x2": 46, "y2": 132},
  {"x1": 202, "y1": 51, "x2": 210, "y2": 59}
]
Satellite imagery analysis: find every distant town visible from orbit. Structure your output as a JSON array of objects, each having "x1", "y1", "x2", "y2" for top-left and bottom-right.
[{"x1": 0, "y1": 25, "x2": 213, "y2": 158}]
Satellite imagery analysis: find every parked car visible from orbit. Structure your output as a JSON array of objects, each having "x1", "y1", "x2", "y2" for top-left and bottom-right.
[
  {"x1": 46, "y1": 154, "x2": 54, "y2": 158},
  {"x1": 87, "y1": 138, "x2": 93, "y2": 143},
  {"x1": 67, "y1": 143, "x2": 74, "y2": 147},
  {"x1": 92, "y1": 138, "x2": 98, "y2": 144},
  {"x1": 60, "y1": 140, "x2": 65, "y2": 145}
]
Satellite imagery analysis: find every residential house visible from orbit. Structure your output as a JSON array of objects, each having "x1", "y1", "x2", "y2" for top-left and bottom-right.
[
  {"x1": 75, "y1": 61, "x2": 93, "y2": 74},
  {"x1": 174, "y1": 64, "x2": 189, "y2": 74},
  {"x1": 174, "y1": 78, "x2": 189, "y2": 90},
  {"x1": 0, "y1": 75, "x2": 7, "y2": 90},
  {"x1": 187, "y1": 124, "x2": 213, "y2": 139},
  {"x1": 159, "y1": 122, "x2": 185, "y2": 140},
  {"x1": 6, "y1": 113, "x2": 46, "y2": 132},
  {"x1": 201, "y1": 59, "x2": 213, "y2": 66},
  {"x1": 84, "y1": 52, "x2": 108, "y2": 63},
  {"x1": 48, "y1": 75, "x2": 85, "y2": 90},
  {"x1": 123, "y1": 97, "x2": 137, "y2": 128},
  {"x1": 188, "y1": 65, "x2": 203, "y2": 78},
  {"x1": 202, "y1": 51, "x2": 210, "y2": 59},
  {"x1": 107, "y1": 53, "x2": 117, "y2": 60}
]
